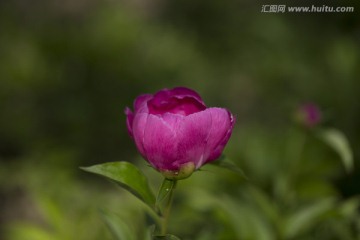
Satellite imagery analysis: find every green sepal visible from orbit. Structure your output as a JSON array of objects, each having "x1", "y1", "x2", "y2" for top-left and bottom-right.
[{"x1": 161, "y1": 162, "x2": 195, "y2": 180}]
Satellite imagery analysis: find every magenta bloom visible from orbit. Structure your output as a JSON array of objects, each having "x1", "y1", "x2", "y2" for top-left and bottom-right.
[
  {"x1": 125, "y1": 87, "x2": 235, "y2": 179},
  {"x1": 297, "y1": 103, "x2": 322, "y2": 128}
]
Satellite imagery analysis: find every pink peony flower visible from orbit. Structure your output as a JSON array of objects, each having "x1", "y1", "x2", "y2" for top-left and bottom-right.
[{"x1": 125, "y1": 87, "x2": 235, "y2": 179}]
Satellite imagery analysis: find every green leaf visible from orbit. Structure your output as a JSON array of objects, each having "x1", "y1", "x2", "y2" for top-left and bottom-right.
[
  {"x1": 5, "y1": 223, "x2": 54, "y2": 240},
  {"x1": 100, "y1": 209, "x2": 136, "y2": 240},
  {"x1": 245, "y1": 186, "x2": 280, "y2": 225},
  {"x1": 338, "y1": 197, "x2": 360, "y2": 218},
  {"x1": 81, "y1": 162, "x2": 156, "y2": 209},
  {"x1": 317, "y1": 128, "x2": 353, "y2": 172},
  {"x1": 153, "y1": 234, "x2": 181, "y2": 240},
  {"x1": 219, "y1": 195, "x2": 275, "y2": 240},
  {"x1": 284, "y1": 198, "x2": 336, "y2": 238},
  {"x1": 208, "y1": 155, "x2": 248, "y2": 179}
]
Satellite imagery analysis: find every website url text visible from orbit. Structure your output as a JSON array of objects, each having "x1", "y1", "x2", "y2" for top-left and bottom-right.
[{"x1": 261, "y1": 5, "x2": 354, "y2": 13}]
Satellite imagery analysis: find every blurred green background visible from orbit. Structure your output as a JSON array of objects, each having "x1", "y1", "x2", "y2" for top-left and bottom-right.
[{"x1": 1, "y1": 0, "x2": 360, "y2": 239}]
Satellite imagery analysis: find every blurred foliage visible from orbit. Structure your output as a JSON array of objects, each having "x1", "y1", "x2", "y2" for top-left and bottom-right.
[{"x1": 0, "y1": 0, "x2": 360, "y2": 239}]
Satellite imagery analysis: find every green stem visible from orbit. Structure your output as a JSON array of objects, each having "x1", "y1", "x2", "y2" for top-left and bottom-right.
[
  {"x1": 161, "y1": 180, "x2": 177, "y2": 236},
  {"x1": 154, "y1": 178, "x2": 177, "y2": 237}
]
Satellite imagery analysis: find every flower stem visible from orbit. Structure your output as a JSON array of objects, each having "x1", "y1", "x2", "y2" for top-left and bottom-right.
[
  {"x1": 161, "y1": 180, "x2": 177, "y2": 236},
  {"x1": 155, "y1": 178, "x2": 177, "y2": 237}
]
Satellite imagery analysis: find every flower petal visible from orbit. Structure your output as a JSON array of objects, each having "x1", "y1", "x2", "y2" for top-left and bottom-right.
[
  {"x1": 176, "y1": 110, "x2": 214, "y2": 169},
  {"x1": 147, "y1": 87, "x2": 206, "y2": 116},
  {"x1": 152, "y1": 87, "x2": 204, "y2": 104},
  {"x1": 204, "y1": 108, "x2": 235, "y2": 163},
  {"x1": 142, "y1": 114, "x2": 180, "y2": 171},
  {"x1": 169, "y1": 87, "x2": 205, "y2": 104},
  {"x1": 161, "y1": 112, "x2": 184, "y2": 130},
  {"x1": 131, "y1": 113, "x2": 149, "y2": 158},
  {"x1": 134, "y1": 94, "x2": 152, "y2": 113},
  {"x1": 125, "y1": 107, "x2": 134, "y2": 137}
]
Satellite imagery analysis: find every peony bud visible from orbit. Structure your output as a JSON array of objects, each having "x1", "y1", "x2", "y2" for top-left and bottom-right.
[
  {"x1": 295, "y1": 103, "x2": 322, "y2": 128},
  {"x1": 125, "y1": 87, "x2": 235, "y2": 180}
]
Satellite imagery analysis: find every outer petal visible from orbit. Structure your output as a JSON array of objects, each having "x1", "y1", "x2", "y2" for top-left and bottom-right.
[
  {"x1": 176, "y1": 110, "x2": 214, "y2": 169},
  {"x1": 141, "y1": 114, "x2": 182, "y2": 171},
  {"x1": 204, "y1": 108, "x2": 235, "y2": 163},
  {"x1": 131, "y1": 113, "x2": 149, "y2": 158},
  {"x1": 134, "y1": 94, "x2": 152, "y2": 113},
  {"x1": 161, "y1": 112, "x2": 184, "y2": 130},
  {"x1": 125, "y1": 107, "x2": 134, "y2": 137}
]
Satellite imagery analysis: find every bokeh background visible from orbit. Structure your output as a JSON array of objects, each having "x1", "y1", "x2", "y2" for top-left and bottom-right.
[{"x1": 1, "y1": 0, "x2": 360, "y2": 239}]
